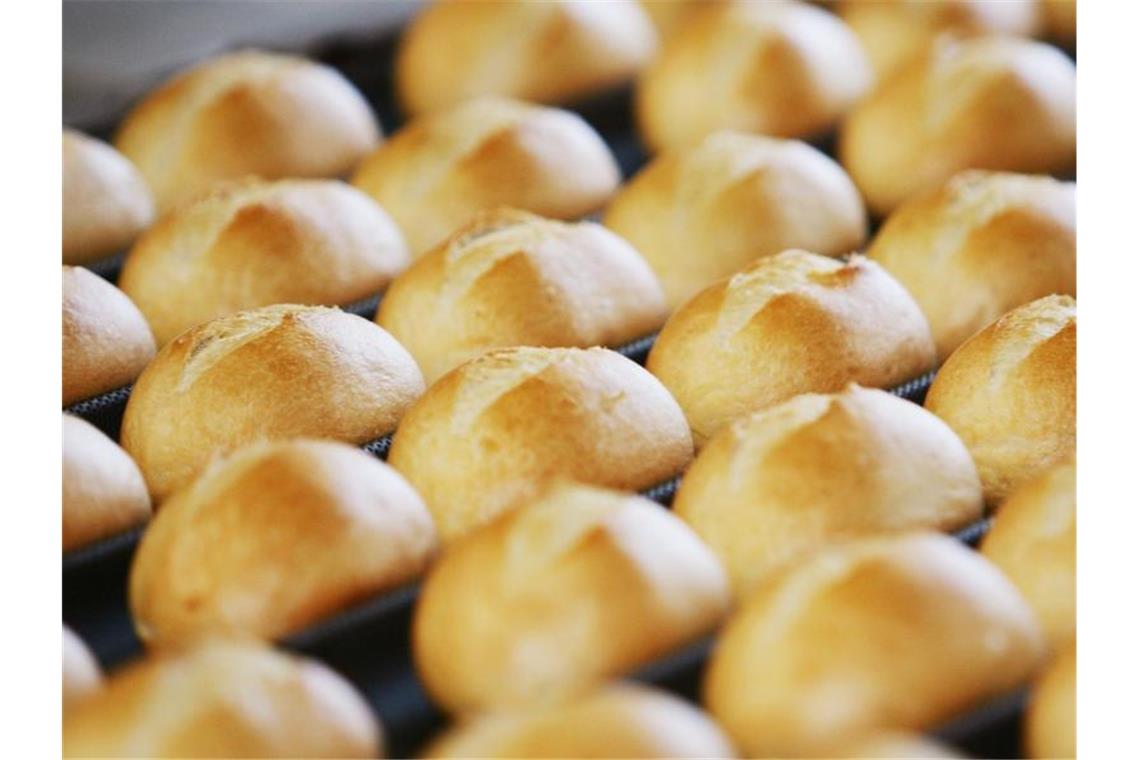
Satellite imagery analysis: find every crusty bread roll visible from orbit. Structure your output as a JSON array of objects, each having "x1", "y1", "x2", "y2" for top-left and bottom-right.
[
  {"x1": 982, "y1": 459, "x2": 1075, "y2": 649},
  {"x1": 414, "y1": 480, "x2": 730, "y2": 713},
  {"x1": 119, "y1": 178, "x2": 409, "y2": 345},
  {"x1": 647, "y1": 250, "x2": 936, "y2": 446},
  {"x1": 837, "y1": 0, "x2": 1042, "y2": 79},
  {"x1": 388, "y1": 346, "x2": 692, "y2": 544},
  {"x1": 925, "y1": 295, "x2": 1075, "y2": 505},
  {"x1": 63, "y1": 129, "x2": 154, "y2": 265},
  {"x1": 63, "y1": 637, "x2": 381, "y2": 758},
  {"x1": 636, "y1": 1, "x2": 871, "y2": 152},
  {"x1": 352, "y1": 97, "x2": 620, "y2": 255},
  {"x1": 675, "y1": 385, "x2": 982, "y2": 594},
  {"x1": 62, "y1": 265, "x2": 156, "y2": 405},
  {"x1": 1025, "y1": 641, "x2": 1076, "y2": 759},
  {"x1": 829, "y1": 731, "x2": 964, "y2": 758},
  {"x1": 397, "y1": 0, "x2": 657, "y2": 116},
  {"x1": 120, "y1": 304, "x2": 424, "y2": 501},
  {"x1": 425, "y1": 682, "x2": 736, "y2": 758},
  {"x1": 867, "y1": 170, "x2": 1075, "y2": 361},
  {"x1": 604, "y1": 131, "x2": 867, "y2": 309},
  {"x1": 115, "y1": 50, "x2": 380, "y2": 212},
  {"x1": 63, "y1": 415, "x2": 150, "y2": 551},
  {"x1": 63, "y1": 627, "x2": 102, "y2": 709},
  {"x1": 839, "y1": 36, "x2": 1076, "y2": 217},
  {"x1": 1043, "y1": 0, "x2": 1077, "y2": 47},
  {"x1": 130, "y1": 439, "x2": 436, "y2": 644},
  {"x1": 704, "y1": 531, "x2": 1046, "y2": 757},
  {"x1": 377, "y1": 208, "x2": 666, "y2": 383}
]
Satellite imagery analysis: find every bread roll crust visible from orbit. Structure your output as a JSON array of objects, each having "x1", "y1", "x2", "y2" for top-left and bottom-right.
[
  {"x1": 63, "y1": 415, "x2": 151, "y2": 551},
  {"x1": 388, "y1": 346, "x2": 692, "y2": 544},
  {"x1": 636, "y1": 1, "x2": 871, "y2": 151},
  {"x1": 63, "y1": 627, "x2": 102, "y2": 709},
  {"x1": 925, "y1": 294, "x2": 1076, "y2": 505},
  {"x1": 867, "y1": 170, "x2": 1076, "y2": 361},
  {"x1": 120, "y1": 304, "x2": 424, "y2": 500},
  {"x1": 414, "y1": 481, "x2": 730, "y2": 713},
  {"x1": 63, "y1": 266, "x2": 156, "y2": 405},
  {"x1": 115, "y1": 50, "x2": 380, "y2": 212},
  {"x1": 377, "y1": 208, "x2": 666, "y2": 382},
  {"x1": 397, "y1": 0, "x2": 657, "y2": 116},
  {"x1": 648, "y1": 250, "x2": 936, "y2": 446},
  {"x1": 604, "y1": 131, "x2": 867, "y2": 309},
  {"x1": 1025, "y1": 641, "x2": 1076, "y2": 759},
  {"x1": 63, "y1": 130, "x2": 154, "y2": 264},
  {"x1": 705, "y1": 532, "x2": 1046, "y2": 757},
  {"x1": 675, "y1": 385, "x2": 982, "y2": 594},
  {"x1": 352, "y1": 97, "x2": 620, "y2": 255}
]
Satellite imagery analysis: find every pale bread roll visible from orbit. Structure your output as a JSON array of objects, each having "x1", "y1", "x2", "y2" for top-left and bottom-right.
[
  {"x1": 63, "y1": 415, "x2": 151, "y2": 551},
  {"x1": 63, "y1": 627, "x2": 102, "y2": 710},
  {"x1": 1025, "y1": 641, "x2": 1076, "y2": 759}
]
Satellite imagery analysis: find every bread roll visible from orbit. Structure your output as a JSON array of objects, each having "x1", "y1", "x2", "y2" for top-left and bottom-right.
[
  {"x1": 130, "y1": 439, "x2": 436, "y2": 644},
  {"x1": 63, "y1": 415, "x2": 150, "y2": 551},
  {"x1": 120, "y1": 304, "x2": 424, "y2": 500},
  {"x1": 925, "y1": 295, "x2": 1075, "y2": 505},
  {"x1": 377, "y1": 208, "x2": 666, "y2": 383},
  {"x1": 119, "y1": 178, "x2": 409, "y2": 345},
  {"x1": 1025, "y1": 641, "x2": 1076, "y2": 759},
  {"x1": 636, "y1": 1, "x2": 871, "y2": 152},
  {"x1": 832, "y1": 732, "x2": 965, "y2": 758},
  {"x1": 1043, "y1": 0, "x2": 1077, "y2": 47},
  {"x1": 838, "y1": 0, "x2": 1042, "y2": 78},
  {"x1": 414, "y1": 480, "x2": 730, "y2": 712},
  {"x1": 675, "y1": 385, "x2": 982, "y2": 594},
  {"x1": 647, "y1": 250, "x2": 936, "y2": 446},
  {"x1": 839, "y1": 36, "x2": 1076, "y2": 216},
  {"x1": 639, "y1": 0, "x2": 704, "y2": 35},
  {"x1": 388, "y1": 346, "x2": 692, "y2": 544},
  {"x1": 604, "y1": 131, "x2": 867, "y2": 309},
  {"x1": 63, "y1": 627, "x2": 102, "y2": 709},
  {"x1": 62, "y1": 265, "x2": 156, "y2": 405},
  {"x1": 867, "y1": 170, "x2": 1075, "y2": 361},
  {"x1": 424, "y1": 682, "x2": 736, "y2": 758},
  {"x1": 63, "y1": 129, "x2": 154, "y2": 264},
  {"x1": 352, "y1": 97, "x2": 620, "y2": 255},
  {"x1": 63, "y1": 637, "x2": 381, "y2": 758},
  {"x1": 704, "y1": 532, "x2": 1046, "y2": 756},
  {"x1": 982, "y1": 459, "x2": 1075, "y2": 649},
  {"x1": 397, "y1": 0, "x2": 656, "y2": 116},
  {"x1": 115, "y1": 50, "x2": 380, "y2": 212}
]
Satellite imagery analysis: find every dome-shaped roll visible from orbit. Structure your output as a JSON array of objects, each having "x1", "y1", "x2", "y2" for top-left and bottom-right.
[
  {"x1": 388, "y1": 346, "x2": 692, "y2": 544},
  {"x1": 120, "y1": 304, "x2": 424, "y2": 500},
  {"x1": 647, "y1": 250, "x2": 935, "y2": 446},
  {"x1": 353, "y1": 97, "x2": 620, "y2": 255},
  {"x1": 63, "y1": 415, "x2": 150, "y2": 551},
  {"x1": 377, "y1": 208, "x2": 666, "y2": 383},
  {"x1": 63, "y1": 627, "x2": 102, "y2": 710},
  {"x1": 115, "y1": 50, "x2": 380, "y2": 211},
  {"x1": 1025, "y1": 642, "x2": 1076, "y2": 759}
]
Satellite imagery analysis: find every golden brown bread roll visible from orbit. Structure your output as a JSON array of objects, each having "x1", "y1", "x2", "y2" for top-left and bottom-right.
[
  {"x1": 867, "y1": 170, "x2": 1076, "y2": 361},
  {"x1": 63, "y1": 415, "x2": 150, "y2": 551},
  {"x1": 63, "y1": 637, "x2": 381, "y2": 758},
  {"x1": 397, "y1": 0, "x2": 657, "y2": 116},
  {"x1": 674, "y1": 385, "x2": 982, "y2": 594},
  {"x1": 376, "y1": 208, "x2": 666, "y2": 383},
  {"x1": 704, "y1": 531, "x2": 1047, "y2": 757},
  {"x1": 388, "y1": 346, "x2": 692, "y2": 544},
  {"x1": 925, "y1": 294, "x2": 1075, "y2": 505},
  {"x1": 829, "y1": 731, "x2": 965, "y2": 758},
  {"x1": 63, "y1": 129, "x2": 154, "y2": 265},
  {"x1": 636, "y1": 1, "x2": 871, "y2": 152},
  {"x1": 1043, "y1": 0, "x2": 1077, "y2": 47},
  {"x1": 839, "y1": 36, "x2": 1076, "y2": 217},
  {"x1": 647, "y1": 250, "x2": 936, "y2": 446},
  {"x1": 424, "y1": 682, "x2": 737, "y2": 758},
  {"x1": 837, "y1": 0, "x2": 1042, "y2": 79},
  {"x1": 982, "y1": 459, "x2": 1075, "y2": 649},
  {"x1": 1025, "y1": 640, "x2": 1076, "y2": 759},
  {"x1": 63, "y1": 627, "x2": 102, "y2": 709},
  {"x1": 352, "y1": 97, "x2": 620, "y2": 255},
  {"x1": 119, "y1": 178, "x2": 409, "y2": 345},
  {"x1": 414, "y1": 480, "x2": 730, "y2": 713},
  {"x1": 120, "y1": 304, "x2": 424, "y2": 501},
  {"x1": 130, "y1": 439, "x2": 436, "y2": 644},
  {"x1": 604, "y1": 131, "x2": 867, "y2": 309},
  {"x1": 115, "y1": 50, "x2": 380, "y2": 212},
  {"x1": 62, "y1": 265, "x2": 156, "y2": 405}
]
